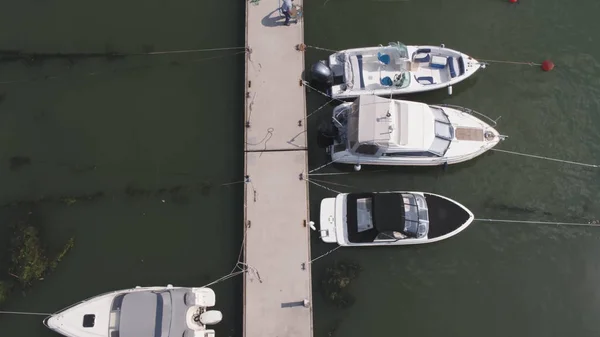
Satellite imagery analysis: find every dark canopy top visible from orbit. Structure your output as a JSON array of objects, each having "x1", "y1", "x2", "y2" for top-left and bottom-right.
[{"x1": 346, "y1": 193, "x2": 407, "y2": 243}]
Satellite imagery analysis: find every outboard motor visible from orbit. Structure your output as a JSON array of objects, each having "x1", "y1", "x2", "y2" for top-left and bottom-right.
[
  {"x1": 317, "y1": 120, "x2": 338, "y2": 148},
  {"x1": 310, "y1": 61, "x2": 333, "y2": 87}
]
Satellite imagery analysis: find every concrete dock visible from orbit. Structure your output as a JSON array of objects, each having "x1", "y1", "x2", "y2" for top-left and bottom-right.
[{"x1": 243, "y1": 1, "x2": 313, "y2": 337}]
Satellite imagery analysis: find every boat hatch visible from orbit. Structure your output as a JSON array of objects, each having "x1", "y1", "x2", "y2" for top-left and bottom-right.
[{"x1": 83, "y1": 314, "x2": 95, "y2": 328}]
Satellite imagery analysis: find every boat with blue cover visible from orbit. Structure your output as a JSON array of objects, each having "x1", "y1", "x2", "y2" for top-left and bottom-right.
[{"x1": 310, "y1": 42, "x2": 484, "y2": 99}]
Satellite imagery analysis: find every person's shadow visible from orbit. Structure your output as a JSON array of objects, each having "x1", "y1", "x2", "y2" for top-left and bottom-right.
[{"x1": 261, "y1": 8, "x2": 285, "y2": 27}]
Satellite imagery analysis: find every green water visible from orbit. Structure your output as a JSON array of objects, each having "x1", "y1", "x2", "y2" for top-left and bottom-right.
[
  {"x1": 1, "y1": 0, "x2": 600, "y2": 336},
  {"x1": 0, "y1": 0, "x2": 245, "y2": 336},
  {"x1": 304, "y1": 0, "x2": 600, "y2": 336}
]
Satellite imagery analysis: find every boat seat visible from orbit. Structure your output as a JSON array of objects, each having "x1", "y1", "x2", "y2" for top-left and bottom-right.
[
  {"x1": 377, "y1": 52, "x2": 390, "y2": 65},
  {"x1": 457, "y1": 56, "x2": 465, "y2": 75},
  {"x1": 109, "y1": 311, "x2": 119, "y2": 329},
  {"x1": 430, "y1": 55, "x2": 447, "y2": 69},
  {"x1": 413, "y1": 53, "x2": 430, "y2": 63},
  {"x1": 447, "y1": 56, "x2": 457, "y2": 78},
  {"x1": 380, "y1": 76, "x2": 393, "y2": 87},
  {"x1": 185, "y1": 288, "x2": 216, "y2": 307},
  {"x1": 415, "y1": 48, "x2": 431, "y2": 54},
  {"x1": 415, "y1": 76, "x2": 435, "y2": 85}
]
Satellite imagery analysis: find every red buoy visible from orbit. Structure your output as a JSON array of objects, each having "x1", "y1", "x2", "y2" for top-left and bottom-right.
[
  {"x1": 541, "y1": 60, "x2": 554, "y2": 72},
  {"x1": 508, "y1": 0, "x2": 518, "y2": 3}
]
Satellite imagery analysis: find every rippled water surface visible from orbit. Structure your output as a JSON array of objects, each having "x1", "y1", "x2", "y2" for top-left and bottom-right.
[{"x1": 1, "y1": 0, "x2": 600, "y2": 336}]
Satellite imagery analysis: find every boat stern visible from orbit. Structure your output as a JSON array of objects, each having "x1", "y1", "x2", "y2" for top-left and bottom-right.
[
  {"x1": 319, "y1": 198, "x2": 338, "y2": 243},
  {"x1": 309, "y1": 52, "x2": 346, "y2": 97}
]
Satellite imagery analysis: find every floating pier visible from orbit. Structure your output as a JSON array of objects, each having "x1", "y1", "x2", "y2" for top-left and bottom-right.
[{"x1": 243, "y1": 0, "x2": 313, "y2": 337}]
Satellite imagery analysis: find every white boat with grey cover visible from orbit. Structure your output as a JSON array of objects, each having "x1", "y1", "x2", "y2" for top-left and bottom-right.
[
  {"x1": 44, "y1": 285, "x2": 222, "y2": 337},
  {"x1": 325, "y1": 95, "x2": 505, "y2": 168}
]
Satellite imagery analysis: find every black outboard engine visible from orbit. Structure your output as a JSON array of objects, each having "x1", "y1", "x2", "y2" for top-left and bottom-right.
[
  {"x1": 317, "y1": 120, "x2": 338, "y2": 148},
  {"x1": 310, "y1": 61, "x2": 333, "y2": 87}
]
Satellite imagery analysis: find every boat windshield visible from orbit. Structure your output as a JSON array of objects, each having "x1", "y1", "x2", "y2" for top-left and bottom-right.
[
  {"x1": 345, "y1": 100, "x2": 360, "y2": 148},
  {"x1": 374, "y1": 193, "x2": 429, "y2": 240},
  {"x1": 428, "y1": 107, "x2": 454, "y2": 156},
  {"x1": 386, "y1": 42, "x2": 409, "y2": 59},
  {"x1": 394, "y1": 193, "x2": 429, "y2": 239}
]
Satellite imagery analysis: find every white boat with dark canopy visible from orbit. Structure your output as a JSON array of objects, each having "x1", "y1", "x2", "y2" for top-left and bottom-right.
[
  {"x1": 310, "y1": 42, "x2": 483, "y2": 99},
  {"x1": 324, "y1": 95, "x2": 504, "y2": 169},
  {"x1": 319, "y1": 191, "x2": 474, "y2": 246},
  {"x1": 44, "y1": 285, "x2": 223, "y2": 337}
]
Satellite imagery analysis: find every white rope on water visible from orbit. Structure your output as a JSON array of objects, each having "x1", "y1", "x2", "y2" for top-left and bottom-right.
[
  {"x1": 310, "y1": 245, "x2": 342, "y2": 263},
  {"x1": 476, "y1": 218, "x2": 600, "y2": 227},
  {"x1": 474, "y1": 58, "x2": 541, "y2": 66},
  {"x1": 308, "y1": 177, "x2": 356, "y2": 189},
  {"x1": 304, "y1": 98, "x2": 335, "y2": 120},
  {"x1": 302, "y1": 80, "x2": 346, "y2": 103},
  {"x1": 0, "y1": 50, "x2": 248, "y2": 86},
  {"x1": 304, "y1": 45, "x2": 339, "y2": 53},
  {"x1": 308, "y1": 154, "x2": 351, "y2": 174},
  {"x1": 200, "y1": 213, "x2": 262, "y2": 288},
  {"x1": 492, "y1": 148, "x2": 600, "y2": 168},
  {"x1": 140, "y1": 46, "x2": 247, "y2": 56},
  {"x1": 0, "y1": 311, "x2": 52, "y2": 316},
  {"x1": 308, "y1": 169, "x2": 390, "y2": 176},
  {"x1": 306, "y1": 178, "x2": 341, "y2": 194}
]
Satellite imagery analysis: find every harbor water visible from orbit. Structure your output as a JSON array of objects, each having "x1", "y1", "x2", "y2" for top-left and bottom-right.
[{"x1": 1, "y1": 0, "x2": 600, "y2": 336}]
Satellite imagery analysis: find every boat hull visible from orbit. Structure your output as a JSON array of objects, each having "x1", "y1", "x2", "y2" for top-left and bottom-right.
[
  {"x1": 319, "y1": 192, "x2": 474, "y2": 247},
  {"x1": 323, "y1": 44, "x2": 482, "y2": 99},
  {"x1": 327, "y1": 101, "x2": 502, "y2": 167},
  {"x1": 44, "y1": 286, "x2": 220, "y2": 337}
]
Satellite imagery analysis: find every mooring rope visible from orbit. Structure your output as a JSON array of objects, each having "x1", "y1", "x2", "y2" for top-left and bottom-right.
[
  {"x1": 475, "y1": 58, "x2": 541, "y2": 66},
  {"x1": 0, "y1": 311, "x2": 52, "y2": 316},
  {"x1": 310, "y1": 245, "x2": 342, "y2": 263},
  {"x1": 304, "y1": 45, "x2": 339, "y2": 53},
  {"x1": 137, "y1": 46, "x2": 247, "y2": 56},
  {"x1": 306, "y1": 178, "x2": 341, "y2": 194},
  {"x1": 302, "y1": 81, "x2": 346, "y2": 103},
  {"x1": 308, "y1": 169, "x2": 390, "y2": 176},
  {"x1": 0, "y1": 50, "x2": 247, "y2": 86},
  {"x1": 304, "y1": 98, "x2": 335, "y2": 120},
  {"x1": 200, "y1": 212, "x2": 262, "y2": 288},
  {"x1": 492, "y1": 148, "x2": 600, "y2": 168},
  {"x1": 476, "y1": 218, "x2": 600, "y2": 227},
  {"x1": 308, "y1": 177, "x2": 357, "y2": 189},
  {"x1": 308, "y1": 153, "x2": 352, "y2": 174}
]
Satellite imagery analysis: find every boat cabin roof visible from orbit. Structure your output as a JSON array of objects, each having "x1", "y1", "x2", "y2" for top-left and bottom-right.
[
  {"x1": 115, "y1": 290, "x2": 188, "y2": 337},
  {"x1": 350, "y1": 95, "x2": 436, "y2": 152},
  {"x1": 346, "y1": 192, "x2": 417, "y2": 243}
]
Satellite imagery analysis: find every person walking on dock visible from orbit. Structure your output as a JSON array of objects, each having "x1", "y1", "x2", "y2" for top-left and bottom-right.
[{"x1": 281, "y1": 0, "x2": 293, "y2": 26}]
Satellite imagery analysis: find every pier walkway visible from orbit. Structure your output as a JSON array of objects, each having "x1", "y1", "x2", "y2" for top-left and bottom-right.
[{"x1": 243, "y1": 1, "x2": 313, "y2": 337}]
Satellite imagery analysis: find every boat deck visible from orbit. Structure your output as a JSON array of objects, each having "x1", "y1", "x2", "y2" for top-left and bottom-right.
[{"x1": 243, "y1": 1, "x2": 313, "y2": 337}]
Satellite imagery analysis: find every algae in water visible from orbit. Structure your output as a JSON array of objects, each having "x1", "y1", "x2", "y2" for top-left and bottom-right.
[
  {"x1": 0, "y1": 211, "x2": 75, "y2": 305},
  {"x1": 321, "y1": 261, "x2": 362, "y2": 309}
]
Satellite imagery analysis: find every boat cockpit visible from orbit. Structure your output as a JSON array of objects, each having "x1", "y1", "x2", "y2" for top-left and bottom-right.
[{"x1": 347, "y1": 193, "x2": 429, "y2": 243}]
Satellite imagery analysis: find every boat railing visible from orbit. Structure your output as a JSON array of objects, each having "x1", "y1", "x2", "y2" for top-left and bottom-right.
[{"x1": 435, "y1": 104, "x2": 500, "y2": 127}]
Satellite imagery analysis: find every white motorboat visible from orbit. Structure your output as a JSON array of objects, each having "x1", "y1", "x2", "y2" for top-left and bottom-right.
[
  {"x1": 44, "y1": 285, "x2": 223, "y2": 337},
  {"x1": 310, "y1": 42, "x2": 483, "y2": 99},
  {"x1": 323, "y1": 95, "x2": 505, "y2": 168},
  {"x1": 318, "y1": 191, "x2": 474, "y2": 246}
]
